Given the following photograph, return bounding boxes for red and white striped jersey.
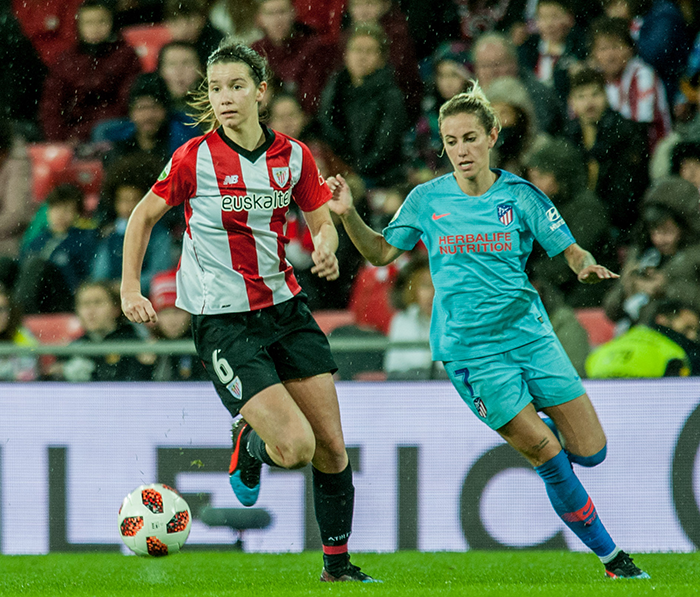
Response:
[151,126,331,314]
[605,57,671,151]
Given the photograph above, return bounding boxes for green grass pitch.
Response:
[3,551,699,597]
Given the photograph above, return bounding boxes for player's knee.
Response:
[275,434,315,469]
[568,443,607,468]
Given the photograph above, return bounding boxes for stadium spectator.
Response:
[251,0,338,115]
[451,0,528,45]
[148,269,208,381]
[602,0,690,101]
[0,282,37,382]
[387,0,461,62]
[120,42,378,582]
[0,6,47,137]
[517,0,588,103]
[53,280,153,382]
[671,141,700,190]
[15,184,99,314]
[587,298,700,377]
[291,0,347,42]
[589,16,672,152]
[407,41,472,179]
[12,0,84,67]
[207,0,262,44]
[0,119,33,260]
[651,73,700,180]
[99,73,200,169]
[92,155,173,295]
[157,41,205,116]
[485,76,548,178]
[267,92,365,310]
[525,137,613,308]
[341,0,423,122]
[163,0,225,67]
[472,32,567,136]
[318,23,408,187]
[603,177,700,328]
[383,252,447,380]
[327,81,650,580]
[39,0,142,144]
[563,68,649,241]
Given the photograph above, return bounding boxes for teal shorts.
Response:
[444,333,586,430]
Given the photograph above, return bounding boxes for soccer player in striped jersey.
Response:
[327,80,650,580]
[120,41,377,583]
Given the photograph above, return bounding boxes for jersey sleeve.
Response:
[151,139,198,206]
[516,182,575,257]
[292,142,332,212]
[382,187,423,250]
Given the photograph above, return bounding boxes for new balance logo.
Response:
[223,175,239,185]
[432,212,450,220]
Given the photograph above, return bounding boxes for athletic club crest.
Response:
[474,396,487,418]
[272,167,290,188]
[226,376,242,401]
[497,204,513,226]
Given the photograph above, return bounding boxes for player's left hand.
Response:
[311,248,339,281]
[578,264,619,284]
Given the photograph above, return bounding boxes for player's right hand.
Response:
[326,174,353,217]
[121,291,158,324]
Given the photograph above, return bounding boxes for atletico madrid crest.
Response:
[474,396,487,418]
[497,204,513,226]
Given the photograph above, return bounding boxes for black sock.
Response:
[313,463,354,573]
[246,429,277,467]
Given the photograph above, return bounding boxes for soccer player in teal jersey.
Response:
[327,80,650,580]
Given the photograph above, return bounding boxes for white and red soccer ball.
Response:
[118,483,191,556]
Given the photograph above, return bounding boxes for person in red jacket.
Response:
[39,0,142,144]
[252,0,339,114]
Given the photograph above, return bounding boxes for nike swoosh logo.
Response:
[432,212,450,220]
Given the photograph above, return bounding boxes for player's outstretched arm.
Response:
[121,190,172,323]
[563,243,620,284]
[326,174,403,266]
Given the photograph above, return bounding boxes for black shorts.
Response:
[191,296,337,417]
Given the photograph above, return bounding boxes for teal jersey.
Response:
[383,169,576,361]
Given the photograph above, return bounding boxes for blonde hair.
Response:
[438,79,502,135]
[188,40,269,133]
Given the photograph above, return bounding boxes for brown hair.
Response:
[188,41,269,133]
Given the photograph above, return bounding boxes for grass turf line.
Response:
[2,551,699,597]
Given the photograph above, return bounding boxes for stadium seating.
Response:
[69,159,104,214]
[347,263,398,335]
[23,313,83,345]
[27,143,74,202]
[121,24,172,72]
[311,309,356,335]
[574,307,616,347]
[23,313,84,376]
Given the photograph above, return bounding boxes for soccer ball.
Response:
[118,483,191,556]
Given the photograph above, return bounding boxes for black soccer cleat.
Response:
[604,550,651,579]
[228,419,262,507]
[320,556,381,583]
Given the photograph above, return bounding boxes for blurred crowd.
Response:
[1,0,700,382]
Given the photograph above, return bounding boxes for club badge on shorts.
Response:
[227,376,242,401]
